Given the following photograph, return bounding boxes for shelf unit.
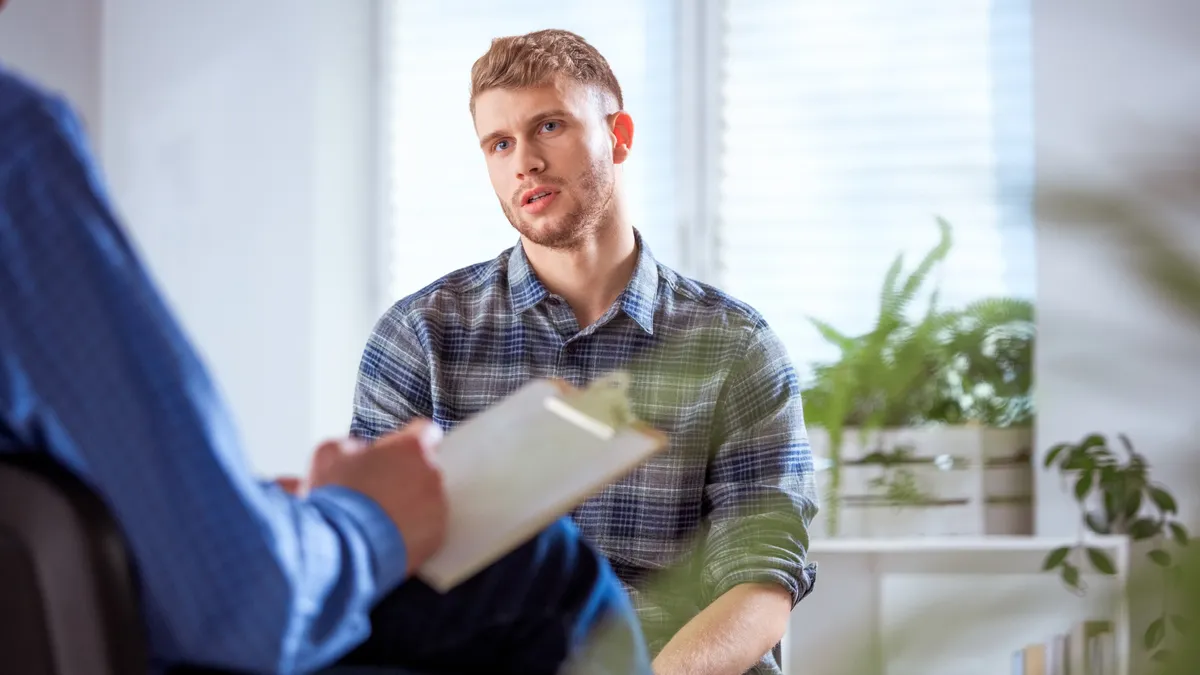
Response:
[782,535,1130,675]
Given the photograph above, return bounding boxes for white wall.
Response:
[1035,0,1200,534]
[0,0,103,137]
[100,0,382,476]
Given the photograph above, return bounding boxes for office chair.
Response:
[0,452,150,675]
[0,453,399,675]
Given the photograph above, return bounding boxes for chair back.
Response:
[0,452,149,675]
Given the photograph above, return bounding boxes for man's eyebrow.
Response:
[478,109,573,150]
[529,108,571,124]
[478,129,507,150]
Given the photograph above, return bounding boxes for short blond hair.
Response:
[469,29,624,117]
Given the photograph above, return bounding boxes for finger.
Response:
[275,476,303,495]
[408,418,444,453]
[308,439,346,486]
[375,420,443,454]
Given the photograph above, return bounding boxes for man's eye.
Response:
[540,121,559,133]
[493,139,510,152]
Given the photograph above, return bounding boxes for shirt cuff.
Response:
[713,561,819,609]
[307,485,408,597]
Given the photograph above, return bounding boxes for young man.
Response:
[351,30,818,675]
[0,55,650,675]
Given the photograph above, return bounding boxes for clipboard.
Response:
[417,372,668,592]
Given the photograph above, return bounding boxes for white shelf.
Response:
[811,535,1128,554]
[807,535,1130,578]
[784,536,1131,675]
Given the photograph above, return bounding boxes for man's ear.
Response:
[609,111,635,164]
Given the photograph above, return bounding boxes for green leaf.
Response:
[1074,471,1094,500]
[1123,489,1144,519]
[1101,489,1117,522]
[1043,443,1069,468]
[1063,449,1095,471]
[1145,618,1166,649]
[1149,549,1173,567]
[1080,433,1106,451]
[1117,433,1134,453]
[1170,614,1190,633]
[809,318,857,352]
[1130,517,1161,540]
[1169,522,1189,546]
[1060,563,1081,589]
[1086,547,1117,575]
[1149,486,1178,514]
[1043,546,1071,570]
[1151,649,1172,664]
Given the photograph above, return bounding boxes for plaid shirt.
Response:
[351,233,818,673]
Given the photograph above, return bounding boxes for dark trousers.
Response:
[323,517,651,675]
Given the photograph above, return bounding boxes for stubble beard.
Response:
[500,156,616,251]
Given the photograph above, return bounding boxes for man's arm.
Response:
[350,308,434,441]
[651,583,792,675]
[0,88,406,673]
[654,320,819,675]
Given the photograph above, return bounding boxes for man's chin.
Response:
[515,220,582,250]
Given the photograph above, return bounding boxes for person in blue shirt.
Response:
[0,61,651,675]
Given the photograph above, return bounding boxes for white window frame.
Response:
[672,0,725,285]
[371,0,400,317]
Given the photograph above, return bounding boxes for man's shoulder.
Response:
[375,249,513,329]
[0,66,72,129]
[655,262,768,334]
[0,66,43,117]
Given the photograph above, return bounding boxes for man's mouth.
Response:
[524,189,554,205]
[520,187,560,214]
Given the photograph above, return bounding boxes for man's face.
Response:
[473,78,631,250]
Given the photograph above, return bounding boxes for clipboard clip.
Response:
[543,372,638,440]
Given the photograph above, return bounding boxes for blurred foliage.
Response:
[861,445,936,507]
[1043,432,1191,666]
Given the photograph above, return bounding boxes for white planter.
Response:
[807,426,1034,539]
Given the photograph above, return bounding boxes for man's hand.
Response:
[274,476,304,495]
[307,420,449,577]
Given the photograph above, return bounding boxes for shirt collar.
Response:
[619,231,660,335]
[507,243,549,314]
[506,229,661,335]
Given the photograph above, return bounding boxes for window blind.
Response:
[715,0,1034,378]
[381,0,680,302]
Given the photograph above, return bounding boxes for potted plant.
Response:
[803,218,1036,537]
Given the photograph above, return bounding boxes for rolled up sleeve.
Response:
[350,309,434,441]
[701,320,819,607]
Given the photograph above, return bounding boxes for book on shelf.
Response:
[1011,619,1115,675]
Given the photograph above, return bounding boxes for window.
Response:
[380,0,1034,379]
[714,0,1034,372]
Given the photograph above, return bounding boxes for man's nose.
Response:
[515,147,545,180]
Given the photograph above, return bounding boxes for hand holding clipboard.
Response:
[418,372,667,592]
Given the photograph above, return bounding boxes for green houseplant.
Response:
[1042,432,1191,667]
[802,218,1036,534]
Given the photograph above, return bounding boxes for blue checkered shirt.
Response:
[351,234,819,673]
[0,68,406,674]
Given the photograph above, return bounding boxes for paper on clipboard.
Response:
[417,372,667,592]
